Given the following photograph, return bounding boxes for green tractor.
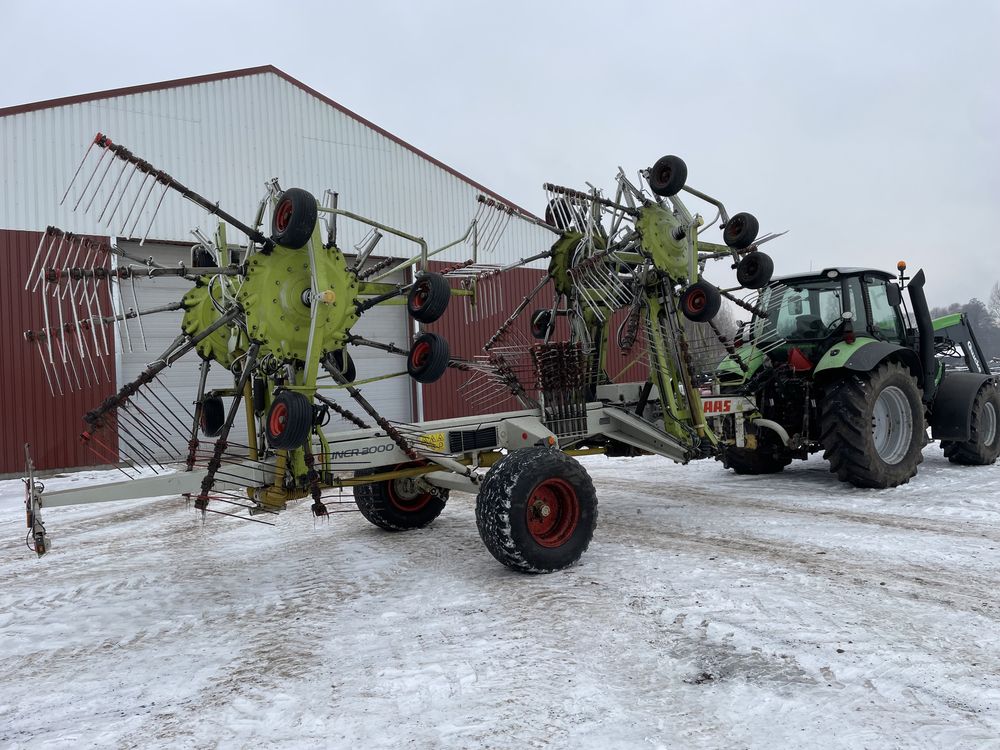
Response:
[708,263,1000,488]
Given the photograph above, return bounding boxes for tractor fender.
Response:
[929,372,994,441]
[813,339,921,383]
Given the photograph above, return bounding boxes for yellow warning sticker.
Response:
[418,432,446,452]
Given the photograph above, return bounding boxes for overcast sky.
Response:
[2,0,997,308]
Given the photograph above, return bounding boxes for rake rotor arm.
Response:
[90,134,272,248]
[81,306,240,431]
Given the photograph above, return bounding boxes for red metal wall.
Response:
[0,230,116,473]
[422,262,650,421]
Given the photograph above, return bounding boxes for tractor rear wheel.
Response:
[719,446,791,475]
[941,382,1000,465]
[476,447,597,573]
[353,464,448,531]
[820,361,925,488]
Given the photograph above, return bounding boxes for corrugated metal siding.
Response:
[0,230,116,473]
[0,72,552,269]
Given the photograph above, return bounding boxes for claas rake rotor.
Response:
[23,132,502,552]
[459,155,786,453]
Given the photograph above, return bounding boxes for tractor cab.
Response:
[760,268,907,362]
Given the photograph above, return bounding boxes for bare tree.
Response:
[989,281,1000,325]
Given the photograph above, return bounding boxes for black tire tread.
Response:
[407,272,451,324]
[941,383,1000,465]
[819,361,925,488]
[475,447,597,573]
[719,447,791,475]
[353,468,448,531]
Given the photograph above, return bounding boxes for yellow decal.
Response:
[418,432,446,452]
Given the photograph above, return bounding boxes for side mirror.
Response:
[886,283,902,307]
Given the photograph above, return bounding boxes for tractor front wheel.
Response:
[476,447,597,573]
[941,382,1000,465]
[820,361,925,488]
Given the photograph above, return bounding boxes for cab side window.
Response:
[866,278,906,343]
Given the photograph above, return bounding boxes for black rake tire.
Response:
[407,272,451,324]
[718,446,791,475]
[736,251,774,289]
[820,361,925,488]
[941,382,1000,465]
[326,348,357,384]
[545,198,576,230]
[530,309,553,339]
[271,188,318,249]
[200,395,225,438]
[407,332,450,383]
[679,280,722,323]
[353,465,448,531]
[648,155,688,197]
[265,390,313,450]
[723,212,760,250]
[475,447,598,573]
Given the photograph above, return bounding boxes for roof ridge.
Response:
[0,65,537,218]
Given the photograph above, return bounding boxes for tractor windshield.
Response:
[755,276,865,342]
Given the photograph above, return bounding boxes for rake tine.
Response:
[83,147,117,214]
[58,235,86,300]
[91,263,112,357]
[72,147,110,211]
[140,179,170,246]
[34,344,57,397]
[97,159,131,222]
[26,230,54,291]
[109,272,130,354]
[79,319,100,386]
[106,161,141,227]
[32,233,63,293]
[40,288,63,397]
[60,138,100,205]
[128,173,160,238]
[130,274,147,350]
[53,291,80,391]
[120,172,151,236]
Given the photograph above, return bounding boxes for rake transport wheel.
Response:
[353,464,448,530]
[941,381,1000,465]
[476,447,598,573]
[648,155,688,197]
[407,332,449,383]
[820,361,925,488]
[407,272,451,324]
[679,280,722,323]
[271,188,318,249]
[265,390,313,449]
[736,251,774,289]
[723,212,760,250]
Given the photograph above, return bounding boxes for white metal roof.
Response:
[0,66,551,267]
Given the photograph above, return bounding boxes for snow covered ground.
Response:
[1,451,999,749]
